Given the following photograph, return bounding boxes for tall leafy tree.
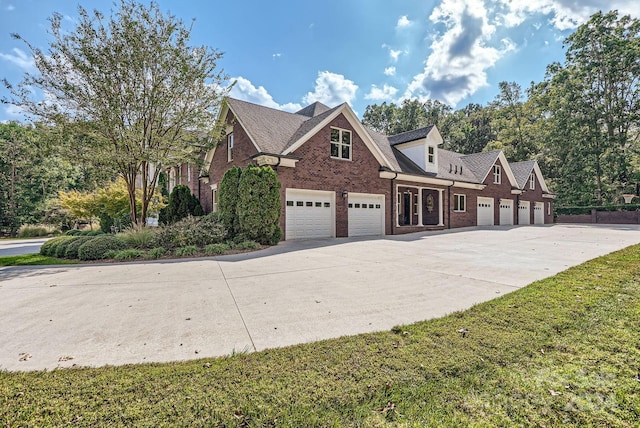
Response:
[3,0,230,225]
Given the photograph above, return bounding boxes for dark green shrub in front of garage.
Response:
[237,164,282,245]
[77,235,127,260]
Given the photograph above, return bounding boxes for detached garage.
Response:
[285,189,335,240]
[477,197,495,226]
[348,193,385,237]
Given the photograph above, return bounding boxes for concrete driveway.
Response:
[2,224,640,371]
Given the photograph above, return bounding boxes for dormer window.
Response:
[428,146,435,164]
[493,165,501,184]
[330,128,351,160]
[529,173,535,190]
[227,133,234,162]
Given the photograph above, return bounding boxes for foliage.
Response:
[64,236,95,259]
[204,243,231,255]
[54,236,80,258]
[235,240,260,250]
[218,166,242,237]
[3,0,230,226]
[117,227,157,249]
[111,249,146,261]
[2,244,640,425]
[147,247,167,259]
[237,165,282,245]
[77,235,127,260]
[174,246,199,257]
[17,224,57,238]
[161,185,203,224]
[39,236,74,257]
[152,214,226,249]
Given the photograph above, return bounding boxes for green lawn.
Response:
[2,245,639,426]
[0,254,75,266]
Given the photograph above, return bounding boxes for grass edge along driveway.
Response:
[2,244,639,426]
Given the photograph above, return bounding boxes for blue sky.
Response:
[1,0,639,122]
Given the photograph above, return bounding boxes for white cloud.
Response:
[404,0,514,106]
[272,53,282,59]
[229,77,301,112]
[3,104,24,119]
[382,44,406,63]
[6,4,15,11]
[0,48,35,72]
[384,66,396,76]
[397,15,411,28]
[365,84,398,101]
[303,71,358,107]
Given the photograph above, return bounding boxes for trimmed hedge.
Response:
[218,166,242,237]
[64,236,96,259]
[40,236,75,257]
[236,164,282,245]
[77,235,127,260]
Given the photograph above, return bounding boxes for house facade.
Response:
[178,98,555,240]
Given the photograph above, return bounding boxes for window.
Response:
[454,194,466,212]
[330,128,351,160]
[227,133,234,162]
[529,173,535,190]
[493,165,501,184]
[428,146,435,164]
[547,202,551,215]
[187,163,191,182]
[211,184,218,212]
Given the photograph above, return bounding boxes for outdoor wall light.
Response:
[342,190,348,198]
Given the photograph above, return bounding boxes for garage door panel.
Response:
[518,201,530,225]
[534,202,544,225]
[499,199,513,226]
[285,189,334,240]
[348,193,385,237]
[477,197,494,226]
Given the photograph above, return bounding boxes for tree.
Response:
[538,11,640,205]
[3,0,230,226]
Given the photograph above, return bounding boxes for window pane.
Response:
[331,143,339,158]
[341,145,351,159]
[342,130,351,145]
[286,201,293,206]
[331,128,340,142]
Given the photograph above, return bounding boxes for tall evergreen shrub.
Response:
[163,185,203,224]
[237,165,282,245]
[218,166,242,236]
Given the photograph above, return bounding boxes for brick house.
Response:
[174,98,555,240]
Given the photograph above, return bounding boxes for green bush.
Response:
[147,247,166,259]
[152,214,227,249]
[111,249,146,260]
[235,240,260,250]
[40,236,73,257]
[64,236,95,259]
[118,227,156,249]
[64,229,82,236]
[160,185,203,224]
[204,243,231,255]
[54,236,80,258]
[77,235,127,260]
[174,245,199,257]
[218,166,242,236]
[237,164,282,245]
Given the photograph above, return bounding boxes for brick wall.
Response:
[558,210,640,224]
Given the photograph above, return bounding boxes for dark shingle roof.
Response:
[510,160,536,189]
[365,127,402,171]
[283,104,343,151]
[295,102,331,117]
[437,149,480,183]
[388,126,434,146]
[459,151,501,183]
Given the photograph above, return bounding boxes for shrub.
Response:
[235,240,260,250]
[118,227,156,249]
[64,236,95,259]
[64,229,82,236]
[18,224,56,238]
[237,164,282,245]
[54,237,80,258]
[152,214,227,249]
[218,166,242,236]
[111,249,146,260]
[174,245,199,257]
[204,243,231,255]
[160,185,203,224]
[147,247,167,259]
[77,235,127,260]
[40,236,73,257]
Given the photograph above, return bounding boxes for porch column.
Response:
[418,188,423,226]
[438,189,444,226]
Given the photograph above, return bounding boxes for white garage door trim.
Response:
[518,200,531,225]
[285,189,335,240]
[477,196,494,226]
[499,198,514,226]
[534,201,545,225]
[348,193,385,237]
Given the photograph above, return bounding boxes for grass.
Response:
[0,254,75,266]
[2,245,640,426]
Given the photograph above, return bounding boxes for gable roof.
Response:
[510,160,536,189]
[388,126,435,146]
[295,102,331,117]
[436,149,481,183]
